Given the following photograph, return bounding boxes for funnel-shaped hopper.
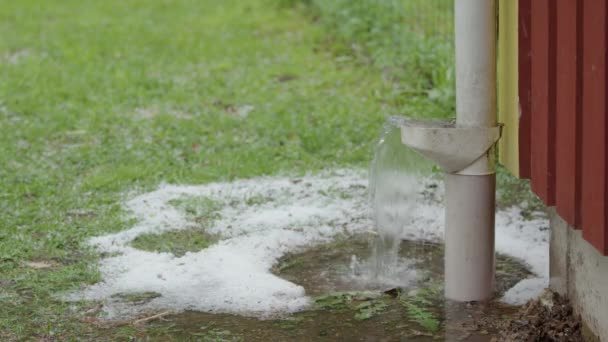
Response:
[399,118,502,174]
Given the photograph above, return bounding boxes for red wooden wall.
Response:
[519,0,608,255]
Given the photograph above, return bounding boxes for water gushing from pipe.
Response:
[363,116,435,287]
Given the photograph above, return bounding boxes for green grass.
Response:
[130,229,216,257]
[0,0,418,339]
[285,0,456,120]
[168,195,223,223]
[130,195,221,255]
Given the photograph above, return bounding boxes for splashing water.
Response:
[350,115,436,288]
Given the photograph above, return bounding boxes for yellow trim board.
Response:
[497,0,520,177]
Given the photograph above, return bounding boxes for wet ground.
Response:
[137,236,533,341]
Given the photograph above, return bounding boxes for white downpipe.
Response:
[454,0,497,129]
[445,0,497,301]
[398,0,499,301]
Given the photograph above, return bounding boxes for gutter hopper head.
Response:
[399,117,502,174]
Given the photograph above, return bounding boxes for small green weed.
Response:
[354,300,389,321]
[402,301,440,333]
[314,292,356,311]
[399,281,443,333]
[314,291,389,320]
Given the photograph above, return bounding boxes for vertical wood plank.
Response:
[518,0,532,179]
[555,0,581,226]
[575,0,584,228]
[530,0,557,205]
[581,0,608,253]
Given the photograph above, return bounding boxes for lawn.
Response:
[0,0,501,340]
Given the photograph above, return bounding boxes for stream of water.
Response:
[349,115,437,288]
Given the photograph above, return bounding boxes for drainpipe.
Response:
[446,0,497,301]
[400,0,499,302]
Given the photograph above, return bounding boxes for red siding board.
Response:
[555,0,581,227]
[581,0,608,254]
[519,0,532,179]
[575,0,584,228]
[519,0,608,254]
[530,0,557,205]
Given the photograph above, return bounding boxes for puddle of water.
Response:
[278,236,530,297]
[151,236,529,341]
